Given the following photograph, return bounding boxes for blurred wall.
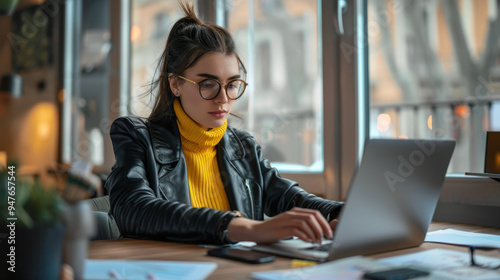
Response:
[0,0,61,181]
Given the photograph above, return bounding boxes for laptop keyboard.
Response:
[304,240,334,252]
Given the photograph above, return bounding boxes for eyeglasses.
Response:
[469,247,500,269]
[177,75,248,100]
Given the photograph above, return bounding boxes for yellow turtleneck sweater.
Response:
[173,100,231,211]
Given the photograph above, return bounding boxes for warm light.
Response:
[38,122,50,139]
[30,104,55,140]
[0,151,6,168]
[496,152,500,169]
[455,105,470,117]
[398,135,409,139]
[427,115,433,130]
[377,113,391,133]
[11,103,58,175]
[24,103,57,153]
[131,25,141,42]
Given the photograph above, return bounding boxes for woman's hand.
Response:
[227,207,335,244]
[330,219,339,231]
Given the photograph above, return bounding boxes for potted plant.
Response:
[0,164,66,280]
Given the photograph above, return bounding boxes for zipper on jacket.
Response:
[244,179,255,219]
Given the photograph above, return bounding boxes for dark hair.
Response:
[148,1,246,122]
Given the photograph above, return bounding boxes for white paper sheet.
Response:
[84,259,217,280]
[425,229,500,248]
[250,256,391,280]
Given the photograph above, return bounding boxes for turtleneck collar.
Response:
[173,99,227,153]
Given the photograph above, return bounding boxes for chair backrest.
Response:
[88,195,111,212]
[86,196,121,240]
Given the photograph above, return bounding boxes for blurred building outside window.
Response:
[368,0,500,173]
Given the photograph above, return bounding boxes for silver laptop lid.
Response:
[328,139,455,261]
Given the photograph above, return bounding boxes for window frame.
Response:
[106,0,131,172]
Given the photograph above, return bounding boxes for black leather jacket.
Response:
[105,116,343,244]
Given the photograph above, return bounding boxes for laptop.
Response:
[251,138,456,262]
[465,131,500,179]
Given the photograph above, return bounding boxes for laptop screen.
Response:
[485,131,500,174]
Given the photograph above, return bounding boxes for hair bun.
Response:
[168,2,204,38]
[180,2,203,24]
[174,17,201,31]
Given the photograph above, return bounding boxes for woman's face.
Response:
[170,52,241,131]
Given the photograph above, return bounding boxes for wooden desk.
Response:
[87,222,500,280]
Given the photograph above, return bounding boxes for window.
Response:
[361,0,500,226]
[62,0,112,167]
[129,1,192,117]
[227,0,323,172]
[367,0,500,173]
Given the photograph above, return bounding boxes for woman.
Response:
[105,2,343,245]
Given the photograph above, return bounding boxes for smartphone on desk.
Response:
[363,268,430,280]
[207,248,276,264]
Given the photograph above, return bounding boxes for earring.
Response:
[174,92,179,96]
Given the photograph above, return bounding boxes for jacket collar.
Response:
[148,118,245,164]
[219,126,246,160]
[148,118,182,164]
